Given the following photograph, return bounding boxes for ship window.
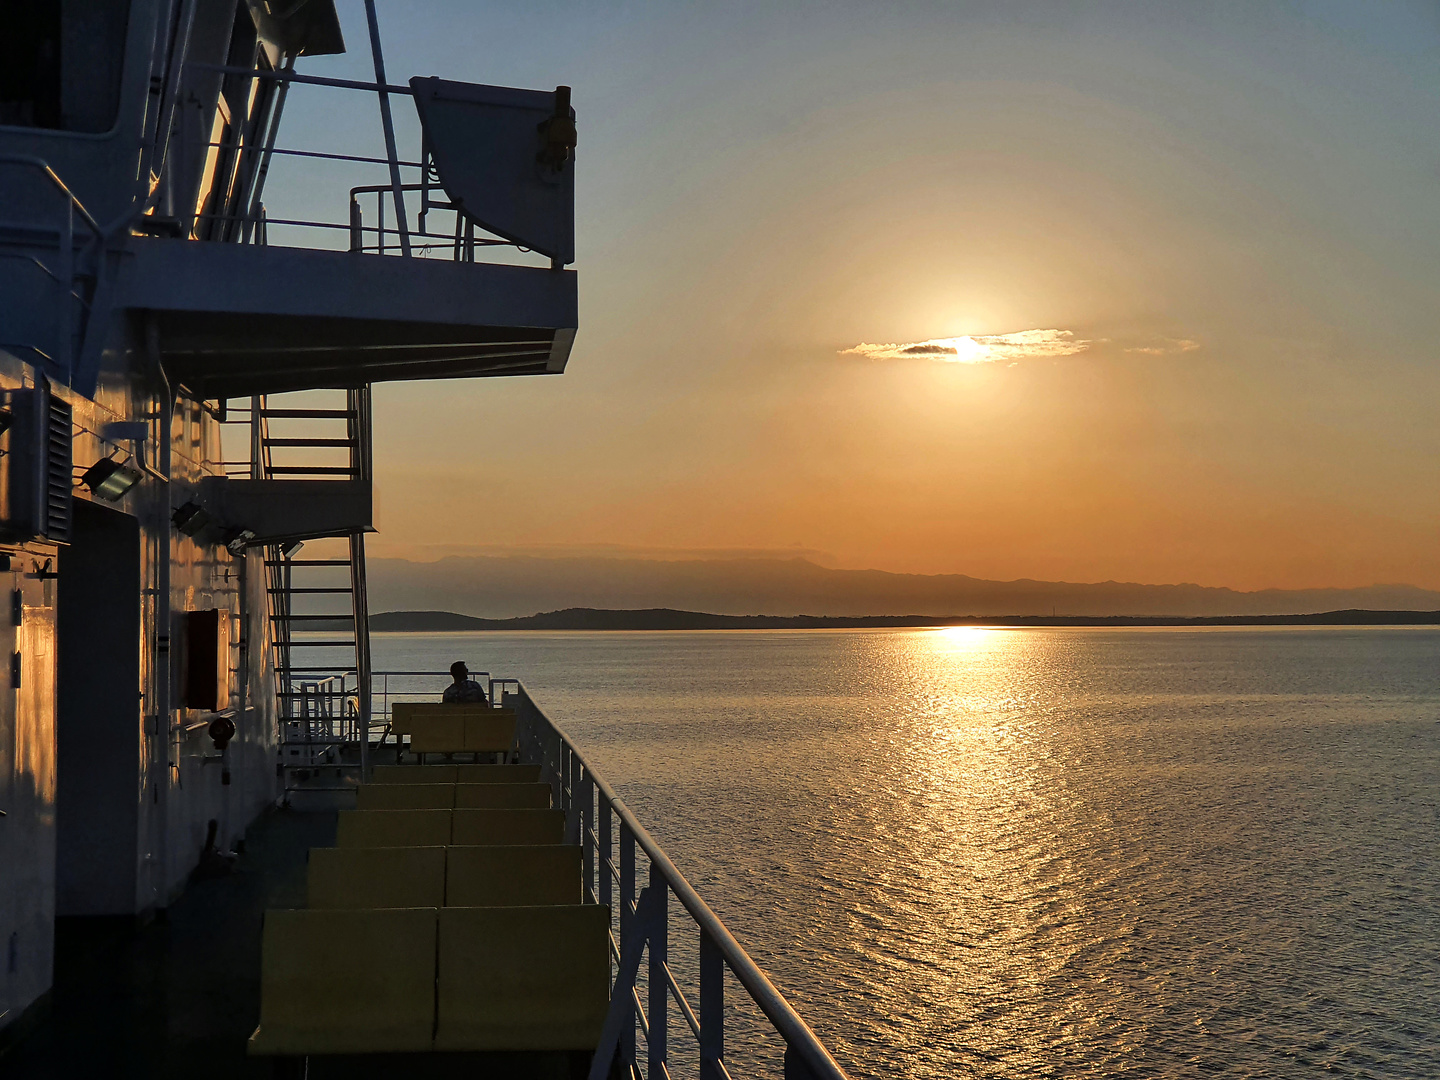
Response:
[0,0,131,133]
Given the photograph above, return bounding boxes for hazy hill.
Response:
[364,607,1440,631]
[364,555,1440,620]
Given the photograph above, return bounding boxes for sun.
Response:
[926,336,992,363]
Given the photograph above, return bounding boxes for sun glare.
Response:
[842,329,1089,364]
[930,337,993,363]
[930,625,1004,647]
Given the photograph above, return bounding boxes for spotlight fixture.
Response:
[172,501,212,537]
[281,540,305,559]
[223,528,256,555]
[81,457,143,502]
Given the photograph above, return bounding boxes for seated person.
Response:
[442,660,488,704]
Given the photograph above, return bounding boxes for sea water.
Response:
[357,627,1440,1078]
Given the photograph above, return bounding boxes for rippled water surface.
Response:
[368,627,1440,1078]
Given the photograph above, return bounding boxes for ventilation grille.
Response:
[1,383,74,544]
[44,393,72,544]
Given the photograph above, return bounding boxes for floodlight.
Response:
[224,528,257,555]
[81,457,143,502]
[172,501,212,536]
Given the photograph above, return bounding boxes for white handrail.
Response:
[511,682,851,1080]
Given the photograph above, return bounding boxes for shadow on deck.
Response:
[3,804,606,1080]
[2,807,335,1079]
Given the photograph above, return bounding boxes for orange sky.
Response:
[275,3,1440,591]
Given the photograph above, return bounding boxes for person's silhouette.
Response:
[443,660,488,704]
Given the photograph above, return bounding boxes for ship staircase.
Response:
[222,389,373,794]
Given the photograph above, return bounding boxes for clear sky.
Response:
[266,1,1440,591]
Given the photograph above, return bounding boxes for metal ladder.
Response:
[245,388,374,788]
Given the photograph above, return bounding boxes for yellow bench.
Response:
[454,782,551,809]
[371,763,461,783]
[384,704,517,763]
[250,905,609,1056]
[445,845,582,907]
[435,905,611,1051]
[409,715,516,755]
[453,808,565,846]
[355,783,456,811]
[306,846,447,909]
[369,763,542,785]
[456,763,541,784]
[336,809,453,848]
[336,808,566,848]
[248,907,438,1054]
[390,702,503,734]
[354,783,552,812]
[304,845,581,909]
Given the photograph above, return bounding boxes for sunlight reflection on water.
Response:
[360,627,1440,1079]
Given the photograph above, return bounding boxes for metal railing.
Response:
[0,154,106,381]
[274,668,502,762]
[179,24,529,265]
[277,672,358,765]
[372,669,492,721]
[316,667,847,1075]
[505,683,850,1080]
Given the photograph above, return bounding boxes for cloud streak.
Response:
[1126,337,1201,355]
[843,329,1089,364]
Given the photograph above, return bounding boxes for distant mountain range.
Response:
[363,554,1440,620]
[352,607,1440,632]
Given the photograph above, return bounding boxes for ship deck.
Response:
[3,806,332,1078]
[0,804,597,1079]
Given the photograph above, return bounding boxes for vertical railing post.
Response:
[348,386,372,780]
[619,821,637,1072]
[648,863,668,1079]
[581,768,596,902]
[784,1044,822,1080]
[566,749,581,845]
[363,0,411,257]
[700,929,724,1080]
[599,799,612,910]
[558,744,568,810]
[240,57,292,245]
[58,196,73,379]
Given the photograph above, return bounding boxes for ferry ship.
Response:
[0,3,847,1077]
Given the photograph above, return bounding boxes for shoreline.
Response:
[335,607,1440,633]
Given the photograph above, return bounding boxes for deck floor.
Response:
[2,807,334,1079]
[2,803,606,1080]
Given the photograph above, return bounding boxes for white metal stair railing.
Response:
[498,681,851,1080]
[266,388,372,787]
[218,389,374,789]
